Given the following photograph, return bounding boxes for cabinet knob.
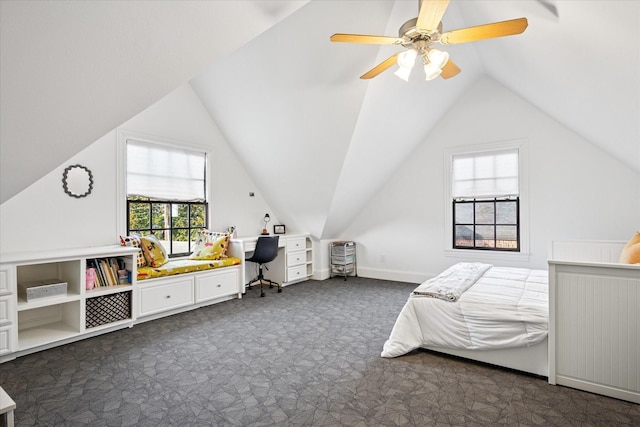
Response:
[165,295,171,299]
[217,284,221,287]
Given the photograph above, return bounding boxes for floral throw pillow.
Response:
[139,234,169,268]
[119,235,147,268]
[189,230,230,260]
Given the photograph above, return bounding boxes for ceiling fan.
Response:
[330,0,528,81]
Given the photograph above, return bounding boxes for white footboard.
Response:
[548,240,640,404]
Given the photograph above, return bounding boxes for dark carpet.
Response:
[0,277,638,426]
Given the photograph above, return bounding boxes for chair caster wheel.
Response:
[261,293,265,297]
[277,288,282,293]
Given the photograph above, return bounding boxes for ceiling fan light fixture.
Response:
[427,48,449,69]
[423,63,442,80]
[394,49,417,81]
[397,49,417,67]
[394,66,412,81]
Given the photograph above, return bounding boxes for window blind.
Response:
[452,149,518,198]
[127,140,206,201]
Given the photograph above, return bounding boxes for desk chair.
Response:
[246,236,280,297]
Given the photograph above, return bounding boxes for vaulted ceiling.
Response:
[2,1,638,239]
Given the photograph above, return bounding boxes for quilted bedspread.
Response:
[381,263,548,358]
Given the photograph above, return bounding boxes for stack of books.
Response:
[87,258,130,288]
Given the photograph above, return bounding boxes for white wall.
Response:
[0,84,276,254]
[341,76,640,283]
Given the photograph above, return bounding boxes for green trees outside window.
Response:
[127,197,207,257]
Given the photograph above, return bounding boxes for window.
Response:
[453,198,519,250]
[446,144,527,255]
[126,140,208,257]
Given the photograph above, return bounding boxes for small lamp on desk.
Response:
[261,213,271,235]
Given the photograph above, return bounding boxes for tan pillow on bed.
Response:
[618,232,640,264]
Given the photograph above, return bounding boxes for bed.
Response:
[382,262,549,377]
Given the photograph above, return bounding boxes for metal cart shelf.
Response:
[330,241,357,280]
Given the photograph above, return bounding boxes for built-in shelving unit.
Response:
[0,246,138,358]
[1,243,248,362]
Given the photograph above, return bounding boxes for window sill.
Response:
[444,249,530,263]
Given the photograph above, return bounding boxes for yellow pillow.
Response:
[618,232,640,264]
[189,230,230,260]
[140,234,169,268]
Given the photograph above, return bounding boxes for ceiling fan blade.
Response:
[440,59,461,79]
[360,53,400,79]
[416,0,451,31]
[330,33,403,45]
[440,17,528,44]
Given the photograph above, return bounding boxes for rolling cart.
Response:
[330,241,357,280]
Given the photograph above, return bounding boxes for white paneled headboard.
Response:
[548,240,625,263]
[548,239,640,403]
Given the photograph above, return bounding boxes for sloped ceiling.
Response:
[192,0,639,239]
[462,0,639,174]
[0,0,309,203]
[2,1,638,239]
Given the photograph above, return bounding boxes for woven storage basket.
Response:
[86,291,131,328]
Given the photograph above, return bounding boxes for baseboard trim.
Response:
[316,266,427,284]
[355,267,425,284]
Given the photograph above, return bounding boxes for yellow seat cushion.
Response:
[618,232,640,264]
[137,257,241,280]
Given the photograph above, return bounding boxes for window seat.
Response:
[125,235,245,323]
[137,257,241,281]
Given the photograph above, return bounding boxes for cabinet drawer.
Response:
[0,327,13,355]
[139,278,194,316]
[287,237,306,252]
[331,264,355,274]
[287,265,308,282]
[331,254,355,264]
[0,298,11,327]
[287,251,306,267]
[0,269,10,294]
[195,269,239,303]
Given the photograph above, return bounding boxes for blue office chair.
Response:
[246,236,280,297]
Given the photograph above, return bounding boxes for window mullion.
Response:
[493,199,497,249]
[472,198,477,248]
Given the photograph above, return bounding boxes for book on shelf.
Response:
[88,257,130,288]
[117,269,128,284]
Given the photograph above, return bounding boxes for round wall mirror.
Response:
[62,164,93,198]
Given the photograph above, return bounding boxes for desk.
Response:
[0,386,15,427]
[228,234,313,289]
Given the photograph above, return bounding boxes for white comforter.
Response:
[382,263,548,358]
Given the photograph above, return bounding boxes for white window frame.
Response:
[443,139,530,262]
[116,129,213,238]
